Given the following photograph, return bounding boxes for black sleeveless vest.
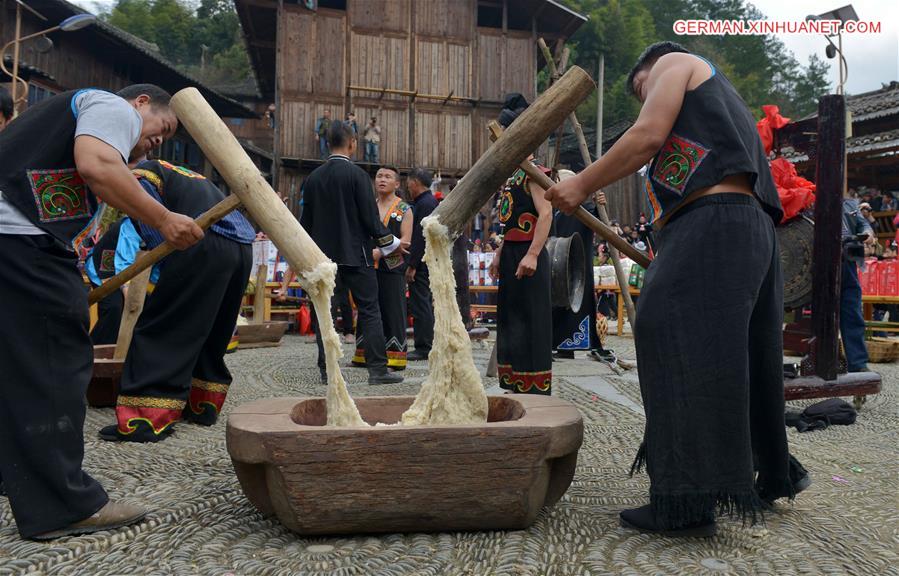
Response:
[132,159,225,217]
[498,167,541,242]
[646,65,783,224]
[378,197,409,274]
[0,90,103,249]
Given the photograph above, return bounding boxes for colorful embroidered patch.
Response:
[99,249,116,273]
[651,133,709,195]
[558,316,591,350]
[132,168,163,192]
[28,168,92,223]
[497,365,552,395]
[512,169,526,186]
[158,160,205,180]
[498,189,514,223]
[503,212,537,242]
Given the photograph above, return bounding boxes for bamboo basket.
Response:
[866,337,899,363]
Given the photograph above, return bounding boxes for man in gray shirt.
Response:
[0,84,203,541]
[841,197,877,372]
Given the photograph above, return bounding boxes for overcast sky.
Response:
[747,0,898,94]
[72,0,897,95]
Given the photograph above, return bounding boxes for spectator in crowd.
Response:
[345,112,359,158]
[859,202,880,232]
[635,213,654,251]
[363,116,381,163]
[264,103,276,129]
[0,86,13,131]
[345,111,358,136]
[405,168,438,361]
[314,109,332,160]
[880,193,896,211]
[842,196,877,372]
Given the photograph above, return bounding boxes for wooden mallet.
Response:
[431,66,596,237]
[487,121,652,269]
[88,194,242,305]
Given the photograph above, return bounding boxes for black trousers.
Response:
[633,195,794,527]
[497,242,553,394]
[0,234,108,538]
[116,234,252,433]
[333,276,355,336]
[408,263,434,351]
[352,270,407,369]
[315,264,388,373]
[89,287,124,345]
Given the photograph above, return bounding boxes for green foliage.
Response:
[101,0,251,85]
[557,0,832,142]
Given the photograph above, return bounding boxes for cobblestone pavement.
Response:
[1,333,897,576]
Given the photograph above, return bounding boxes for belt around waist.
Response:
[666,192,761,225]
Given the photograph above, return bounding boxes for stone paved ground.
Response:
[1,332,897,576]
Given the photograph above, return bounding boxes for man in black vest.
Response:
[300,121,405,385]
[97,159,255,443]
[546,43,807,537]
[405,168,438,360]
[0,85,202,540]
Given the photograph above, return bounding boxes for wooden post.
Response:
[812,95,846,381]
[595,53,604,159]
[113,260,152,360]
[488,122,651,269]
[432,66,595,237]
[253,264,268,324]
[88,194,242,305]
[169,88,331,284]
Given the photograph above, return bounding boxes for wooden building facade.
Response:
[235,0,587,207]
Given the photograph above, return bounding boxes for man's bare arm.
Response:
[545,53,697,213]
[74,136,204,249]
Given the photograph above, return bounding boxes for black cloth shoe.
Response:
[848,364,870,373]
[590,349,617,363]
[369,371,403,385]
[553,350,575,360]
[182,404,218,427]
[619,504,717,538]
[407,349,430,361]
[98,421,173,443]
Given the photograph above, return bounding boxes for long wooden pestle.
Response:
[431,66,596,237]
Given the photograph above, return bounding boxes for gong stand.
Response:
[776,95,881,405]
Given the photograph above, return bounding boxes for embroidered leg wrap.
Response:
[116,396,185,435]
